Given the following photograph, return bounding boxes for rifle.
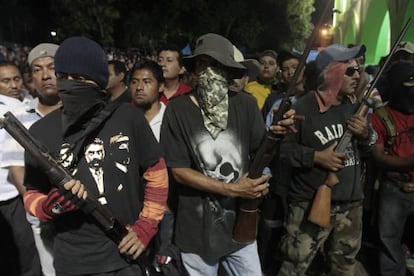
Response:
[0,111,129,250]
[307,16,413,228]
[232,0,333,243]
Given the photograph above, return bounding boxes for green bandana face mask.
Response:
[196,67,229,139]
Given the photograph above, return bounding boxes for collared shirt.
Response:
[1,97,42,169]
[0,94,24,201]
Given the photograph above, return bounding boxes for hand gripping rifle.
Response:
[232,1,333,243]
[307,16,413,228]
[0,111,129,248]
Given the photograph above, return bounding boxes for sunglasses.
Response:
[345,66,361,77]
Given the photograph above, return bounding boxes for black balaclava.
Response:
[388,62,414,114]
[54,36,109,138]
[58,79,107,137]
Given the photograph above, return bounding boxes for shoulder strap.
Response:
[375,105,397,148]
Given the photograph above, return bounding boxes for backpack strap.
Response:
[374,105,397,148]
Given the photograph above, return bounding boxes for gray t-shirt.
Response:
[281,92,364,202]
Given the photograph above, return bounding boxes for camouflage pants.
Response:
[277,201,362,276]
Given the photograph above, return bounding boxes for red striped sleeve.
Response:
[132,157,168,247]
[23,189,55,221]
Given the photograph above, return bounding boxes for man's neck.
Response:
[163,78,180,99]
[109,83,127,101]
[144,102,162,123]
[38,96,62,116]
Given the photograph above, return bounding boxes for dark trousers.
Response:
[378,180,414,276]
[0,196,42,276]
[56,264,143,276]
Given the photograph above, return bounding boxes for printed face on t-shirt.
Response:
[85,139,105,169]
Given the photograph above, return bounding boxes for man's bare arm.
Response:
[171,167,269,199]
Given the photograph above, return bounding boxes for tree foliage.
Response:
[2,0,316,55]
[285,0,315,51]
[51,0,120,45]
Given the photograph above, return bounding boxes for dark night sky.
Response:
[0,0,54,45]
[0,0,331,47]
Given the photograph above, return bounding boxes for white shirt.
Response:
[0,94,24,201]
[149,102,166,142]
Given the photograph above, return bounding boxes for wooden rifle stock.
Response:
[232,135,280,242]
[232,1,334,243]
[308,16,413,228]
[308,172,338,227]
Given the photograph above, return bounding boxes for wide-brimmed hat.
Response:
[183,33,246,78]
[315,44,366,70]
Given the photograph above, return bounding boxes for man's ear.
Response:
[179,66,186,75]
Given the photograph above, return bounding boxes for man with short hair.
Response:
[161,33,295,276]
[130,59,165,141]
[107,60,131,103]
[22,36,168,275]
[262,50,304,120]
[277,44,375,275]
[1,42,61,276]
[130,59,182,274]
[245,49,279,110]
[0,61,25,101]
[157,45,192,104]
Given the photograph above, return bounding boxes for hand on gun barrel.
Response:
[64,179,88,200]
[269,109,304,135]
[315,142,346,172]
[230,173,270,199]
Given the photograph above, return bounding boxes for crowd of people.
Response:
[0,33,414,276]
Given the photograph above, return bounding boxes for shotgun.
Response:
[307,16,413,228]
[0,112,130,249]
[232,0,333,243]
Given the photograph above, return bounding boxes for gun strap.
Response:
[374,105,396,148]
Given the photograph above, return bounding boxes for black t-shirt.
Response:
[281,92,364,202]
[113,88,132,104]
[161,91,265,259]
[25,103,162,274]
